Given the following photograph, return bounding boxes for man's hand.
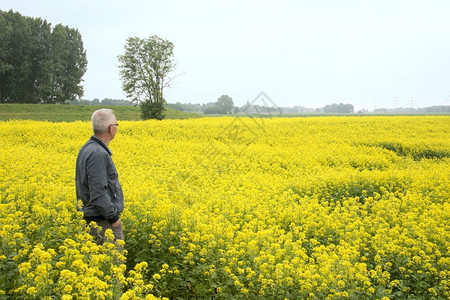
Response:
[112,219,121,228]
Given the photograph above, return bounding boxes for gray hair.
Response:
[91,109,115,134]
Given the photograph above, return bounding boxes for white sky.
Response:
[2,0,450,110]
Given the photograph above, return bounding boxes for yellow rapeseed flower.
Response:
[1,117,448,299]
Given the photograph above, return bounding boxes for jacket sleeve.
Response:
[86,150,120,223]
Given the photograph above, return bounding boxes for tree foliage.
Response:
[216,95,234,114]
[118,36,176,120]
[203,95,234,114]
[323,103,354,114]
[0,10,87,103]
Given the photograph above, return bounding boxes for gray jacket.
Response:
[76,136,124,223]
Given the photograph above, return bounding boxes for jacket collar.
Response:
[90,136,112,156]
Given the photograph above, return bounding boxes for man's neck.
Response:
[94,134,111,146]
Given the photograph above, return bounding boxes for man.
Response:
[76,108,124,244]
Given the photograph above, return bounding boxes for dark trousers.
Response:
[88,219,124,245]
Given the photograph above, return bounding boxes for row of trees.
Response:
[66,98,133,106]
[168,101,353,115]
[0,10,87,103]
[373,105,450,114]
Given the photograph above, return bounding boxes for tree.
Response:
[203,105,226,114]
[0,10,32,102]
[216,95,234,114]
[28,17,52,103]
[323,103,354,114]
[0,9,87,103]
[118,36,176,120]
[203,95,234,115]
[46,24,87,103]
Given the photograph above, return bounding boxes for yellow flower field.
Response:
[0,116,449,299]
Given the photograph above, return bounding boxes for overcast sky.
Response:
[2,0,450,110]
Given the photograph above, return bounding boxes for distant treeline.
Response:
[67,98,134,106]
[69,99,449,115]
[167,102,450,114]
[0,10,87,104]
[372,106,450,114]
[167,102,355,114]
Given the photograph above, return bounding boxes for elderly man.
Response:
[76,108,124,244]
